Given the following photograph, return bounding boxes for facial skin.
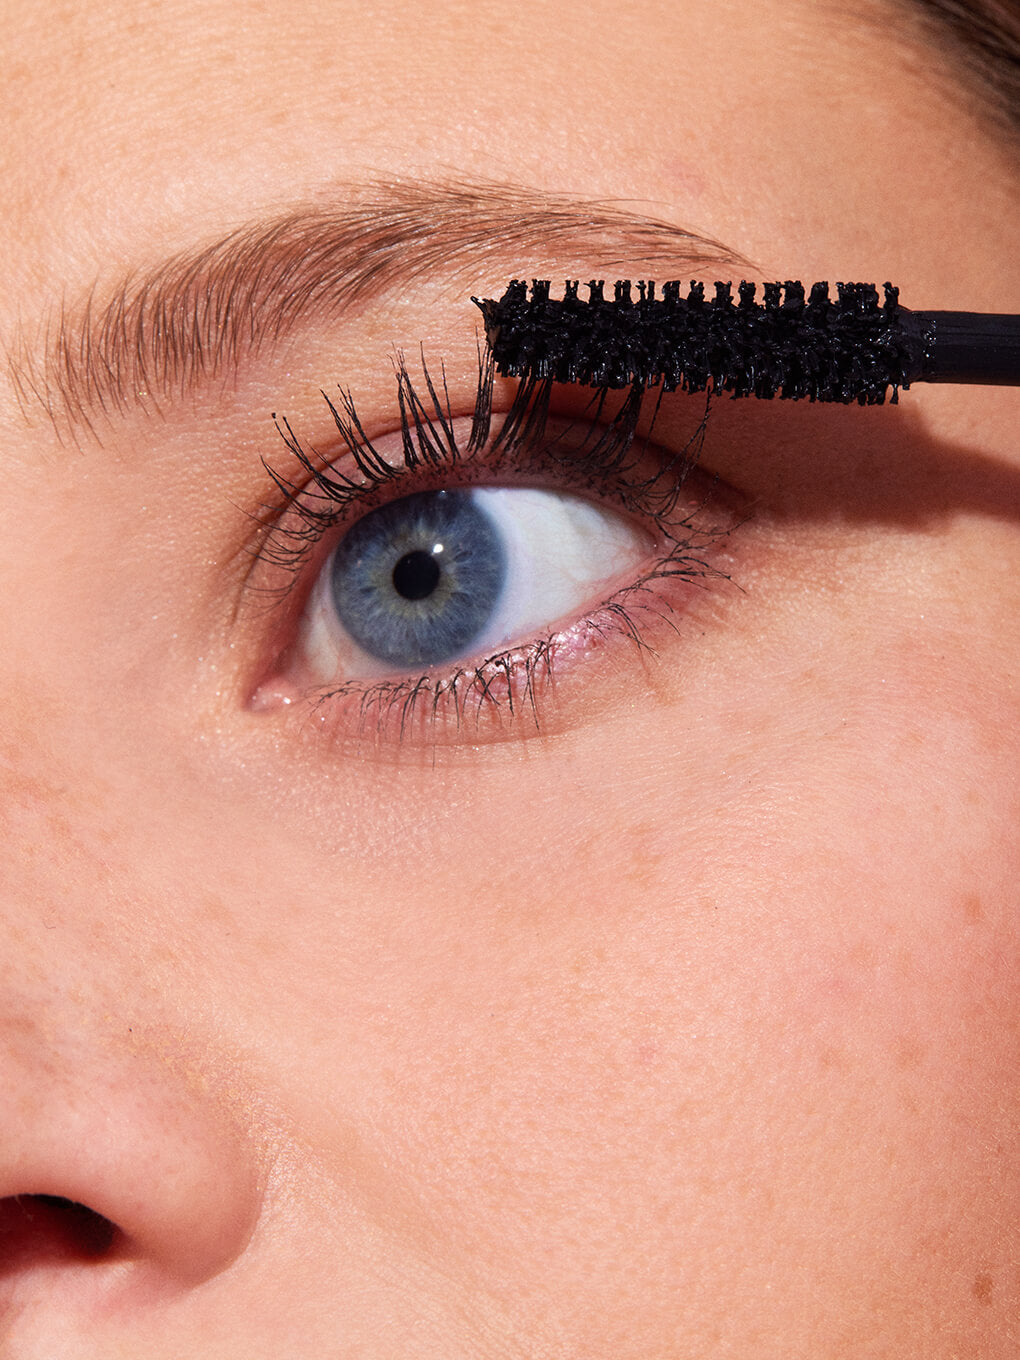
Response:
[1,0,1018,1354]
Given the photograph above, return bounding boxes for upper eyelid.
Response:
[251,353,707,574]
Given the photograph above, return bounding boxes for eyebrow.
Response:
[4,179,746,443]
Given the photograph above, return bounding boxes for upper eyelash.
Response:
[252,345,714,590]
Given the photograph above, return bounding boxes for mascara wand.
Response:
[474,279,1020,404]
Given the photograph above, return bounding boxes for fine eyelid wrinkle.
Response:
[3,178,746,445]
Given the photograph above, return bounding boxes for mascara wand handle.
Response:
[914,310,1020,386]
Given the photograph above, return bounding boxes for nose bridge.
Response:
[0,731,267,1302]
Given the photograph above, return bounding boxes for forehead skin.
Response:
[1,1,1018,1357]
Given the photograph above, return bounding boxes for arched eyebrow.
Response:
[3,179,745,443]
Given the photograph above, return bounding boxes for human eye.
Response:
[300,482,650,677]
[245,352,738,749]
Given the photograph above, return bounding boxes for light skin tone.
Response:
[1,0,1018,1355]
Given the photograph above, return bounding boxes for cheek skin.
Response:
[321,526,1018,1351]
[141,559,1007,1356]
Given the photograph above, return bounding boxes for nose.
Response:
[0,998,264,1303]
[0,716,267,1328]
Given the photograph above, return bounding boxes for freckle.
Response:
[972,1273,994,1304]
[962,893,984,923]
[894,1037,925,1070]
[200,892,235,929]
[848,939,878,970]
[818,1045,847,1072]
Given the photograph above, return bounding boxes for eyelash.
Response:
[247,349,732,746]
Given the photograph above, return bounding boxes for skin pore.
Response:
[1,0,1018,1355]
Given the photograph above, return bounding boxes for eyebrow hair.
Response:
[4,179,745,443]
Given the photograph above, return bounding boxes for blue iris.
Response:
[329,489,507,668]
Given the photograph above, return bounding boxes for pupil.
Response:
[392,549,441,600]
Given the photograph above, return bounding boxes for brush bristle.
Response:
[475,279,923,404]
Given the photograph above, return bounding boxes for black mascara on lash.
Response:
[475,279,1020,404]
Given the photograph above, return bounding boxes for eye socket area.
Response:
[296,483,657,686]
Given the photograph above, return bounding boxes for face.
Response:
[1,0,1018,1354]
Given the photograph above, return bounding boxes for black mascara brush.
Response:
[474,279,1020,405]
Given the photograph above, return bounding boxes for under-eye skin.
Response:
[246,352,738,746]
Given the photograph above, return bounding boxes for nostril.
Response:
[0,1194,119,1275]
[0,1033,266,1287]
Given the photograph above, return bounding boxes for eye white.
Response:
[300,485,653,682]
